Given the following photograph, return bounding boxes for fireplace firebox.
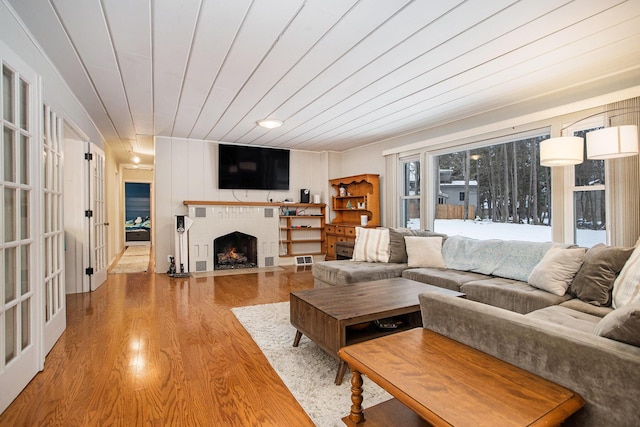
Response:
[214,231,258,270]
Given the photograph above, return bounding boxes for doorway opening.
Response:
[125,182,151,245]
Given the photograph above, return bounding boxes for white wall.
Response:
[153,137,328,272]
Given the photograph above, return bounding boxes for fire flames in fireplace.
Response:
[217,247,248,265]
[214,231,258,270]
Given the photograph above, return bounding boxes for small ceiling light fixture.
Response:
[132,155,140,164]
[257,119,283,129]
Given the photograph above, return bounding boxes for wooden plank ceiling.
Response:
[7,0,640,166]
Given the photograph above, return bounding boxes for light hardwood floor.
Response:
[0,257,316,426]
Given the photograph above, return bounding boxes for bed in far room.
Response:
[125,216,151,242]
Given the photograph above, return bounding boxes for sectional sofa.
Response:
[312,227,640,426]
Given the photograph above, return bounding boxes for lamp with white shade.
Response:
[539,136,584,167]
[540,105,639,167]
[586,125,639,160]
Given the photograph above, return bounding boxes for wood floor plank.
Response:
[0,265,315,426]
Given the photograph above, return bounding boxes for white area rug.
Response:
[109,246,150,274]
[232,302,391,427]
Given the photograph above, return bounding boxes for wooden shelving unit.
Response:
[278,203,326,257]
[326,174,380,260]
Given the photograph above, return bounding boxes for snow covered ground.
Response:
[433,219,606,247]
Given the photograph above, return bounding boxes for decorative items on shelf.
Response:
[346,200,352,209]
[339,184,347,197]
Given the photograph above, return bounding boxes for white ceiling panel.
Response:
[6,0,640,165]
[102,0,153,137]
[189,0,306,139]
[255,0,559,147]
[209,0,359,142]
[171,0,252,137]
[50,0,137,140]
[267,0,640,149]
[153,0,201,136]
[219,0,415,143]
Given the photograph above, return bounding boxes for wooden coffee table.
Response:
[338,328,585,426]
[290,278,464,385]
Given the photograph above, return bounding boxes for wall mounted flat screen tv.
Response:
[218,144,290,190]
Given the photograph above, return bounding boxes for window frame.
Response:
[398,155,421,229]
[562,115,607,246]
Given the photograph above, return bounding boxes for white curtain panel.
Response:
[607,96,640,247]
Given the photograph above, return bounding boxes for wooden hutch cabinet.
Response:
[325,174,380,260]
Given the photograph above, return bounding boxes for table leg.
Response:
[293,331,302,347]
[335,360,348,385]
[347,369,365,425]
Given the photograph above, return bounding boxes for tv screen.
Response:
[218,144,290,190]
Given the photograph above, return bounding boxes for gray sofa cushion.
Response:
[441,236,558,282]
[402,268,489,292]
[594,301,640,346]
[569,244,634,307]
[525,306,601,334]
[312,260,407,287]
[560,299,613,318]
[460,277,573,314]
[388,228,447,263]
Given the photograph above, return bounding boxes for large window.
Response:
[400,157,420,229]
[434,133,552,241]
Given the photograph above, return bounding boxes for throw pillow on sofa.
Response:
[352,227,390,263]
[594,301,640,347]
[388,228,447,263]
[404,236,446,268]
[528,246,586,296]
[612,243,640,308]
[570,244,634,306]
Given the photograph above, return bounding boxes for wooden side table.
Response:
[339,328,584,427]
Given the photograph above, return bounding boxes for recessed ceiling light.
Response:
[132,156,140,164]
[257,119,283,129]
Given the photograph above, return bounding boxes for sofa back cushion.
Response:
[404,236,446,268]
[528,246,586,296]
[388,228,447,263]
[570,244,634,307]
[442,236,558,282]
[352,227,390,263]
[612,244,640,308]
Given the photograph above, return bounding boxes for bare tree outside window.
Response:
[573,127,606,246]
[401,159,421,229]
[435,134,552,237]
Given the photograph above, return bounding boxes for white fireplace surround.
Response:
[186,204,280,272]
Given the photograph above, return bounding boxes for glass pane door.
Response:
[43,105,65,354]
[0,52,40,414]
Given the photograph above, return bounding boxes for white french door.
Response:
[84,142,107,291]
[42,105,65,354]
[0,42,42,414]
